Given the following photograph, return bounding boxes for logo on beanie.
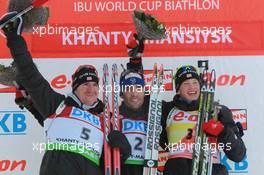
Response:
[121,72,145,86]
[129,77,137,84]
[186,73,193,78]
[125,73,142,80]
[79,72,97,79]
[72,67,99,91]
[174,65,200,92]
[178,70,196,79]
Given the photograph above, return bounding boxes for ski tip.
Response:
[153,63,158,74]
[159,64,164,74]
[112,63,118,70]
[103,64,109,72]
[210,69,216,82]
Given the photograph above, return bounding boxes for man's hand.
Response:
[15,83,32,110]
[108,130,131,163]
[0,12,23,37]
[127,33,144,58]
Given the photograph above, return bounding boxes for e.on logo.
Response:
[216,74,245,86]
[0,160,26,172]
[172,111,198,122]
[51,74,72,89]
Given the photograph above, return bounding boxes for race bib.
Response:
[44,107,104,165]
[122,118,147,165]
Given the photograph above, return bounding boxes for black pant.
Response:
[121,164,143,175]
[121,164,162,175]
[40,150,102,175]
[163,158,228,175]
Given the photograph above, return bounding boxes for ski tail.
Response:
[103,64,112,175]
[191,69,208,175]
[200,69,217,175]
[143,63,164,175]
[200,69,216,175]
[112,64,121,175]
[192,60,218,175]
[143,63,158,175]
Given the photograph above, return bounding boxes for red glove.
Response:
[208,137,217,144]
[127,35,138,48]
[127,33,144,58]
[202,119,224,137]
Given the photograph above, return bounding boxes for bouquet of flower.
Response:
[133,10,166,40]
[0,62,17,86]
[7,0,49,32]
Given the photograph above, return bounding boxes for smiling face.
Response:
[74,81,99,106]
[122,85,145,110]
[178,78,200,101]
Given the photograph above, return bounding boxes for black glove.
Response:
[126,57,143,73]
[15,83,32,110]
[0,11,23,37]
[28,106,44,127]
[235,122,244,137]
[126,34,144,73]
[108,130,131,163]
[212,164,228,175]
[217,105,244,143]
[127,33,145,58]
[15,82,44,127]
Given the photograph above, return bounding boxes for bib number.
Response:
[135,137,143,151]
[80,127,91,140]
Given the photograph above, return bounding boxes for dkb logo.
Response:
[0,111,27,135]
[221,153,248,173]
